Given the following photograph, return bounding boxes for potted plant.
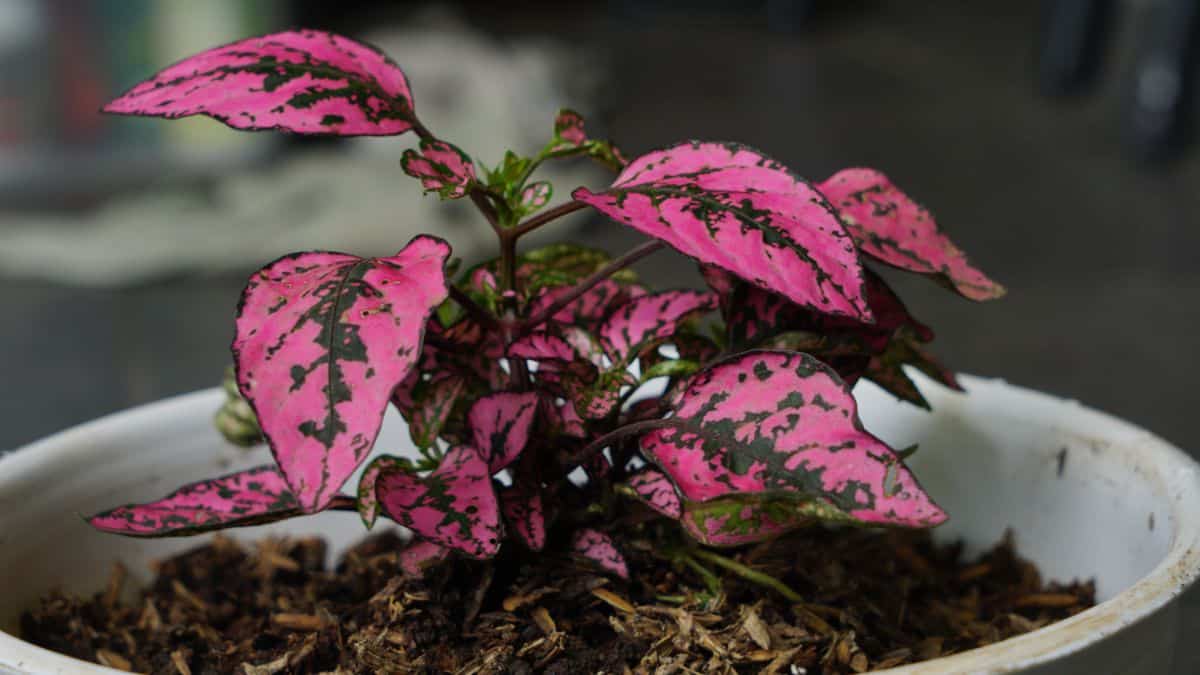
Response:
[3,30,1198,674]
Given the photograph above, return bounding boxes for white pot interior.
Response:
[0,374,1197,674]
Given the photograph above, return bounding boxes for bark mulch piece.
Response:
[21,528,1093,674]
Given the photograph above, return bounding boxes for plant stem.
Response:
[562,417,677,471]
[690,549,804,603]
[470,189,501,233]
[447,286,500,330]
[500,231,518,293]
[508,200,588,240]
[519,239,666,336]
[680,554,725,596]
[328,495,359,512]
[409,115,435,142]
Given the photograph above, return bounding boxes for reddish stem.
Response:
[328,495,359,512]
[508,200,588,239]
[561,418,678,472]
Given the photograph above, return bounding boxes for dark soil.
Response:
[21,528,1093,674]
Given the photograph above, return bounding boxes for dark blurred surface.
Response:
[1,1,1197,670]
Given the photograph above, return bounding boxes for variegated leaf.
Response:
[549,109,627,170]
[819,168,1005,301]
[104,30,416,136]
[640,350,946,531]
[376,445,501,558]
[553,108,588,149]
[399,540,450,576]
[864,330,963,410]
[392,371,467,450]
[500,483,546,551]
[573,369,638,421]
[468,391,539,472]
[599,289,717,363]
[401,139,477,199]
[640,358,701,383]
[623,468,682,519]
[509,331,579,363]
[574,142,871,320]
[541,393,587,439]
[356,455,408,529]
[88,466,302,537]
[233,236,450,512]
[571,528,629,579]
[529,279,644,331]
[679,494,818,547]
[519,182,553,211]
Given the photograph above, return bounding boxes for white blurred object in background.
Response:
[0,8,603,284]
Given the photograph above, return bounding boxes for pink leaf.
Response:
[392,372,467,450]
[401,139,477,199]
[864,332,963,410]
[679,494,812,547]
[509,331,579,363]
[520,182,553,210]
[399,540,450,576]
[720,268,929,353]
[528,279,643,331]
[625,468,682,519]
[571,529,629,579]
[468,391,539,472]
[573,370,637,420]
[233,236,450,512]
[356,455,407,529]
[640,350,946,531]
[553,109,588,148]
[541,394,587,439]
[708,265,960,408]
[88,466,301,537]
[376,445,502,558]
[599,289,717,363]
[574,142,872,320]
[104,30,416,136]
[819,168,1005,301]
[500,483,546,551]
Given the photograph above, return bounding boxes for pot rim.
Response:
[0,375,1197,675]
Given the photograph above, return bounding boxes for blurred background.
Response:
[0,0,1197,667]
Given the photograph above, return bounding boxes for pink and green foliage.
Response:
[574,142,873,321]
[468,391,539,472]
[623,468,682,519]
[399,540,449,576]
[550,109,627,171]
[572,529,629,579]
[391,372,467,451]
[819,169,1006,301]
[640,350,947,534]
[553,110,587,149]
[232,236,450,513]
[104,30,415,136]
[375,445,501,558]
[88,466,302,537]
[91,30,1005,587]
[706,265,961,409]
[401,140,477,199]
[500,482,546,550]
[520,182,553,211]
[356,455,405,529]
[599,290,717,364]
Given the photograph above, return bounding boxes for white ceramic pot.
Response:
[0,374,1197,674]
